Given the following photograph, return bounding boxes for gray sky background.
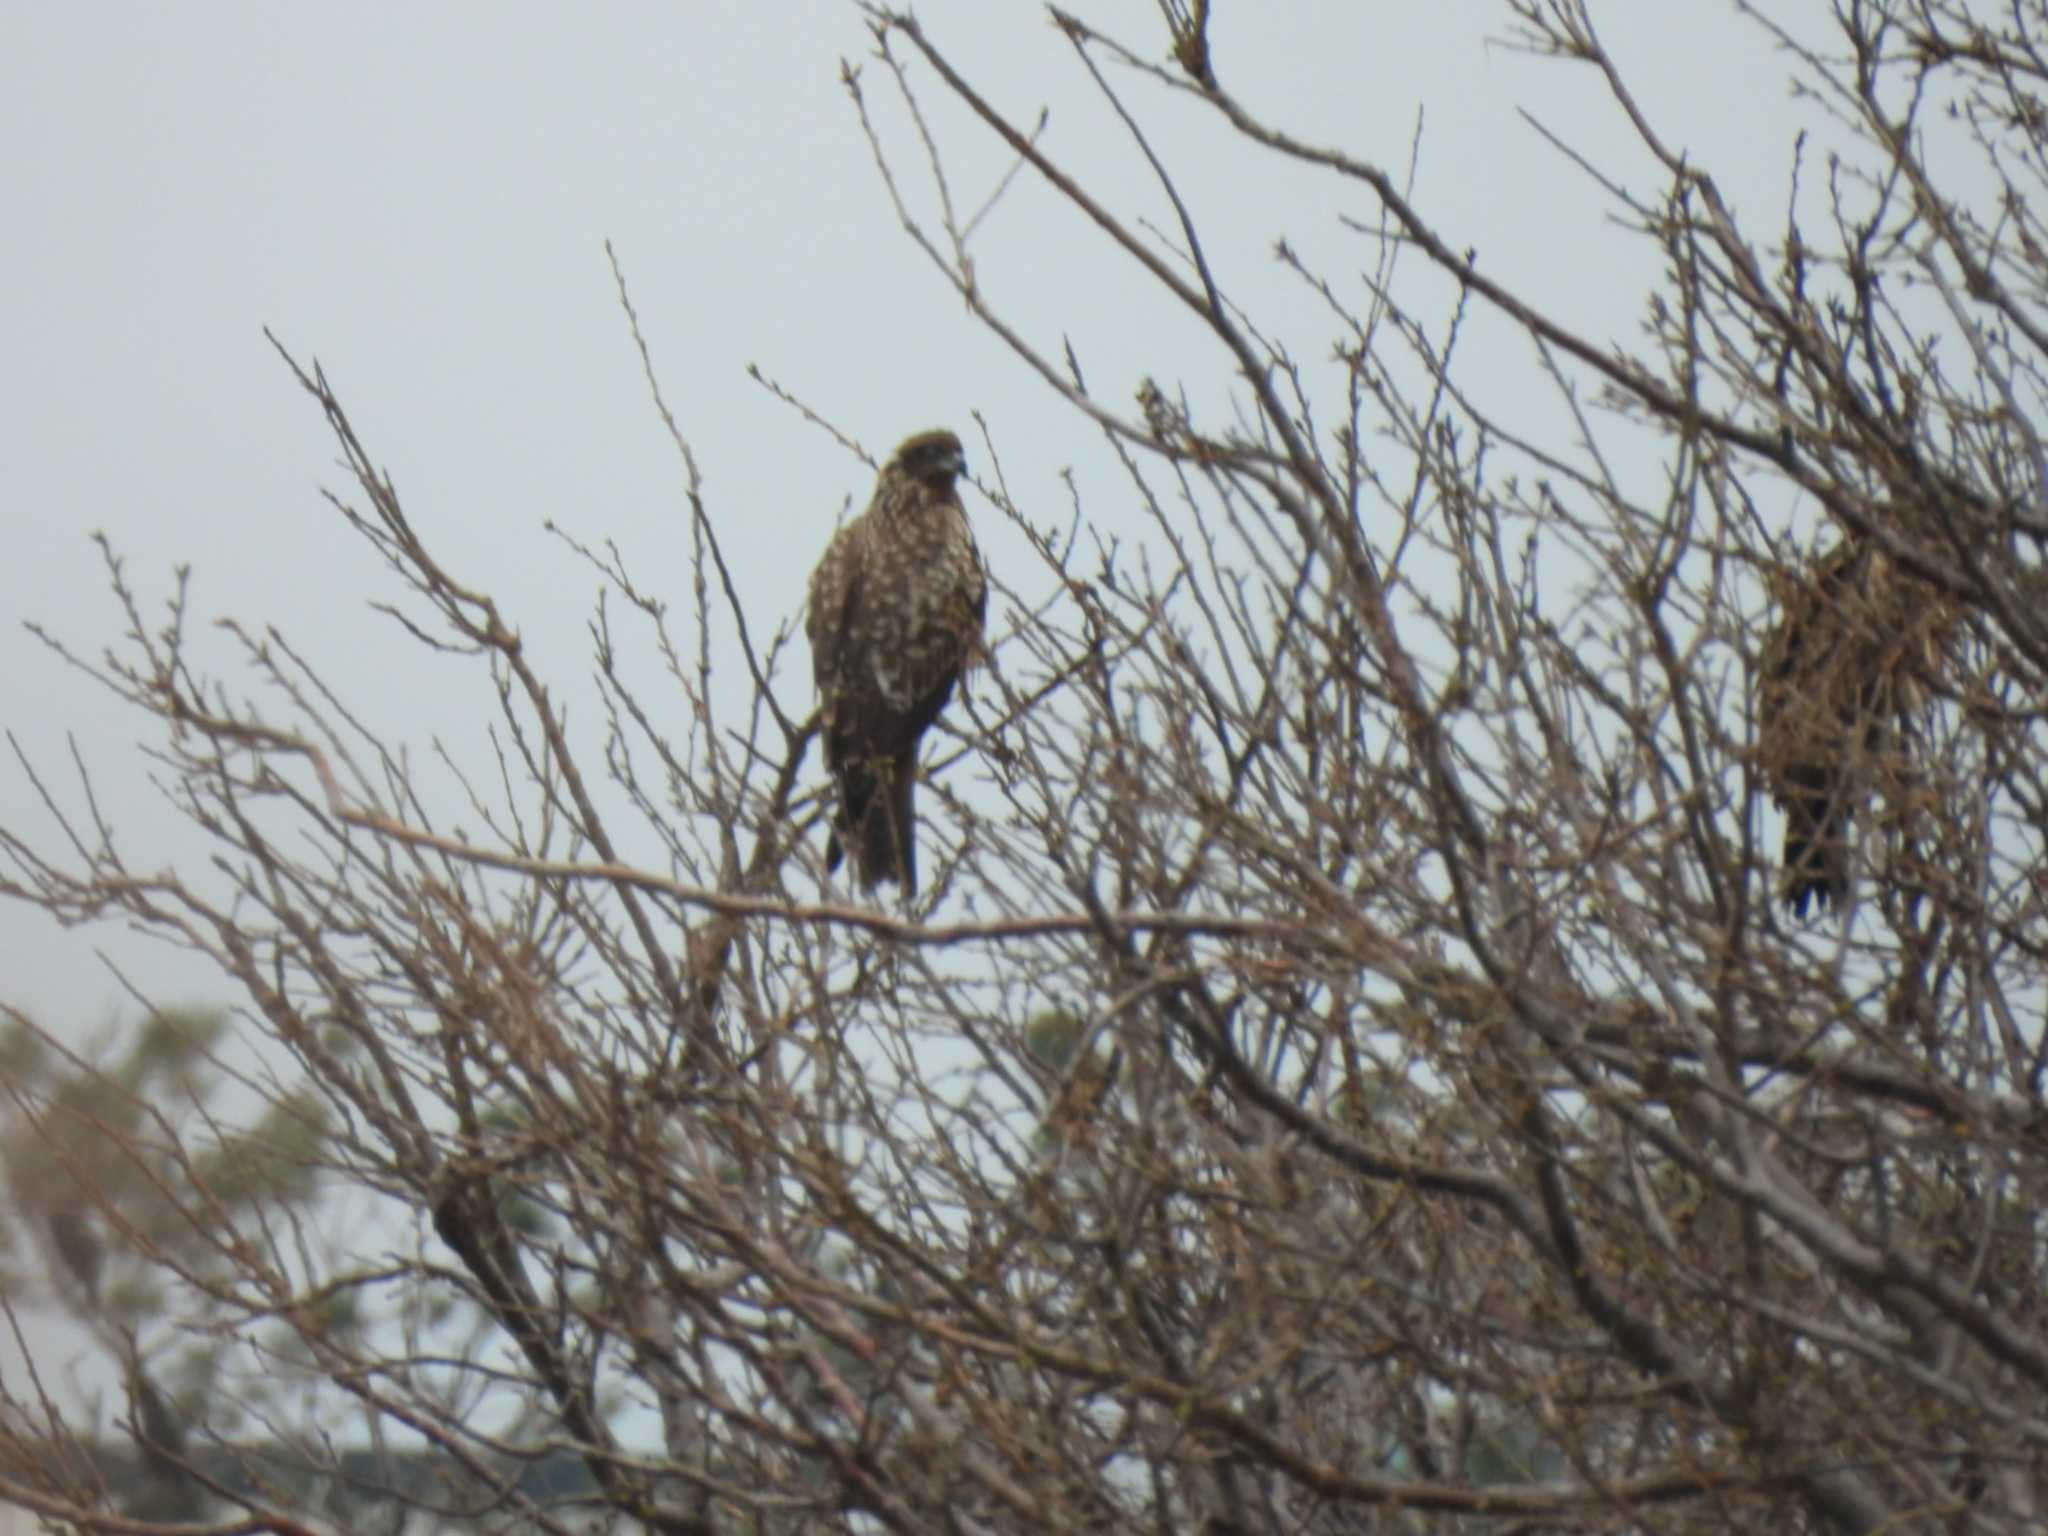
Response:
[2,4,1800,1036]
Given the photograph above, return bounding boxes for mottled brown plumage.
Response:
[806,429,987,894]
[1758,539,1949,919]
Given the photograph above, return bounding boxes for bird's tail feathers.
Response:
[1780,777,1852,919]
[829,753,917,895]
[877,757,917,896]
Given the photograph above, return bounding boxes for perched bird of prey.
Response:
[1758,537,1949,919]
[806,429,987,894]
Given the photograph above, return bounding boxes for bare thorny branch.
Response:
[8,4,2048,1534]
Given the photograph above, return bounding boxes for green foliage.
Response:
[0,1006,334,1323]
[1023,1007,1087,1071]
[190,1090,331,1207]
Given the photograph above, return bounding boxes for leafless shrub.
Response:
[6,3,2048,1532]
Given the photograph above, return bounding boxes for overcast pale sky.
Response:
[1,4,1797,1035]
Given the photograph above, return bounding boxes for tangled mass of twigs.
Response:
[6,4,2048,1534]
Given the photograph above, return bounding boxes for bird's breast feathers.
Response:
[809,501,983,705]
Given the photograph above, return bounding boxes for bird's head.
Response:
[889,429,967,493]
